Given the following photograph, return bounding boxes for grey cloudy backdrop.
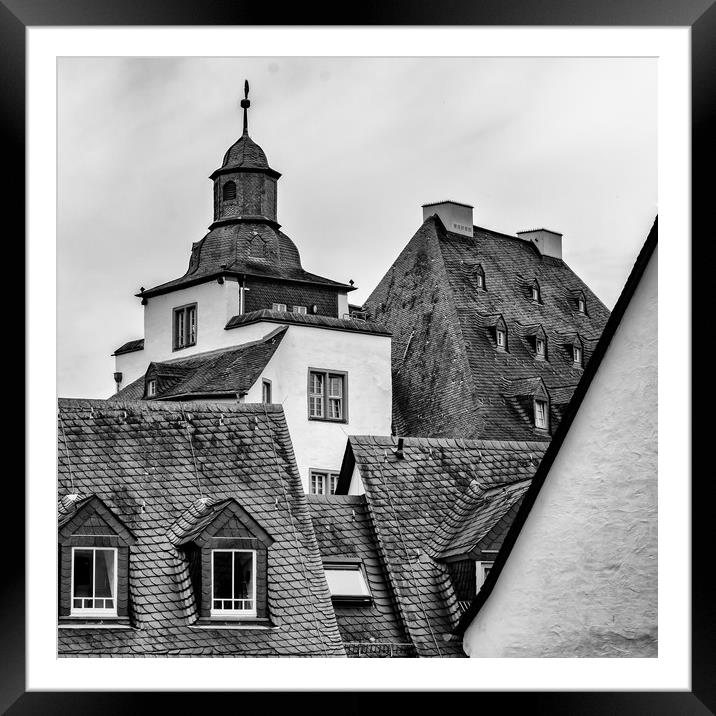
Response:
[58,57,656,398]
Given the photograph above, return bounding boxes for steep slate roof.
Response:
[308,495,415,657]
[453,217,658,637]
[225,309,391,336]
[112,339,144,357]
[337,435,547,657]
[110,327,286,402]
[57,399,344,657]
[363,216,610,441]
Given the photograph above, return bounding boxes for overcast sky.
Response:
[57,57,656,398]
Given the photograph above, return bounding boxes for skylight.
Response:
[324,563,372,605]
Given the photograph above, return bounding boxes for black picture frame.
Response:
[7,1,708,712]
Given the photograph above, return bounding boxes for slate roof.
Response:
[308,495,415,657]
[110,327,286,402]
[363,216,610,441]
[337,435,547,657]
[140,222,353,299]
[222,133,270,170]
[453,217,658,637]
[57,398,345,657]
[225,310,391,336]
[113,339,144,356]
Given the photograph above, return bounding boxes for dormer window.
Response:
[146,379,157,398]
[534,399,549,430]
[536,337,546,358]
[292,305,307,315]
[71,547,117,615]
[324,562,372,606]
[174,498,275,624]
[222,180,237,201]
[58,495,136,624]
[211,549,257,617]
[578,297,586,314]
[573,344,583,366]
[272,303,287,312]
[496,328,507,350]
[475,265,486,290]
[530,280,541,303]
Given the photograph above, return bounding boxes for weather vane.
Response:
[241,79,250,135]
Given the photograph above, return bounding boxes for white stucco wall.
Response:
[463,246,658,658]
[244,326,392,489]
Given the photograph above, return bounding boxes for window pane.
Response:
[311,372,324,395]
[325,567,370,596]
[94,549,116,598]
[188,307,196,344]
[213,552,233,599]
[329,474,337,494]
[233,552,253,601]
[328,398,342,419]
[329,376,343,398]
[73,550,93,598]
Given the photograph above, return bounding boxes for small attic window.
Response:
[534,399,549,430]
[222,180,237,201]
[324,562,372,605]
[496,327,507,351]
[531,281,541,303]
[536,337,546,359]
[578,297,586,314]
[573,344,583,366]
[475,265,486,290]
[146,379,157,398]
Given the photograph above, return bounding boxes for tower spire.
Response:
[240,80,250,136]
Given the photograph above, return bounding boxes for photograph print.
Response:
[56,56,657,658]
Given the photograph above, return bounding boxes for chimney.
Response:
[422,200,474,238]
[516,228,563,260]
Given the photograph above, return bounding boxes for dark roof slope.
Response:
[225,310,391,336]
[141,222,352,298]
[363,216,610,440]
[339,435,547,657]
[57,399,344,657]
[110,327,286,402]
[308,495,415,657]
[112,339,144,356]
[453,217,658,637]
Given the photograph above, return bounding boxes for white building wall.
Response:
[463,246,658,658]
[244,326,392,489]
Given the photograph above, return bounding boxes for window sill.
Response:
[59,617,132,629]
[308,417,348,424]
[172,344,197,353]
[193,617,275,630]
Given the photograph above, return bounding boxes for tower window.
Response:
[222,180,237,201]
[534,399,548,430]
[173,304,197,350]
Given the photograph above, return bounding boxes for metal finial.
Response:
[240,79,251,135]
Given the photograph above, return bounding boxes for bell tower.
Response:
[209,80,281,228]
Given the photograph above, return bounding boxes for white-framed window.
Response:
[210,549,257,617]
[536,338,546,358]
[531,285,540,302]
[534,399,548,429]
[573,345,583,366]
[70,547,118,616]
[496,328,506,349]
[262,379,272,404]
[146,379,157,397]
[271,303,287,312]
[292,305,308,315]
[310,470,339,495]
[173,303,197,350]
[578,297,586,314]
[324,563,372,604]
[475,561,494,591]
[308,370,347,421]
[476,273,484,289]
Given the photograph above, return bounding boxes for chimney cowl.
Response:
[422,200,474,238]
